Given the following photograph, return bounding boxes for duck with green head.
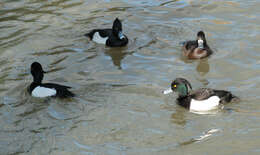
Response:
[163,78,239,111]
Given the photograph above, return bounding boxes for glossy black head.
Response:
[171,78,192,96]
[197,31,206,40]
[112,18,125,40]
[31,62,46,84]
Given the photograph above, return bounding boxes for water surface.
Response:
[0,0,260,154]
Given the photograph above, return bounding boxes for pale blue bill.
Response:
[162,88,173,94]
[118,31,125,39]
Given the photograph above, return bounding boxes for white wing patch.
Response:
[190,96,220,111]
[92,32,108,44]
[32,86,57,98]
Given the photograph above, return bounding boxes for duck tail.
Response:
[84,30,95,40]
[215,90,240,104]
[230,94,240,103]
[58,89,75,98]
[66,90,75,98]
[225,93,236,102]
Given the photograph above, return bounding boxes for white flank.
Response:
[162,88,173,95]
[92,32,108,44]
[190,96,220,111]
[32,86,57,98]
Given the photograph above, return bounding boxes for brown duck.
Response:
[182,31,213,59]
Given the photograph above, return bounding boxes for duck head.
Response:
[197,31,207,49]
[163,78,192,97]
[112,18,125,40]
[31,62,46,84]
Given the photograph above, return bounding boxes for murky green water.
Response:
[0,0,260,154]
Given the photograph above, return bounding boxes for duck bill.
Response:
[198,39,204,49]
[162,88,173,95]
[118,31,125,40]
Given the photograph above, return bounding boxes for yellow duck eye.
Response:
[173,85,177,88]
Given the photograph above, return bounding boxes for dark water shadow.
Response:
[170,107,187,126]
[196,59,210,76]
[104,47,134,70]
[180,55,210,76]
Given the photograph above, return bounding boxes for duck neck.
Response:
[33,79,42,84]
[32,73,43,84]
